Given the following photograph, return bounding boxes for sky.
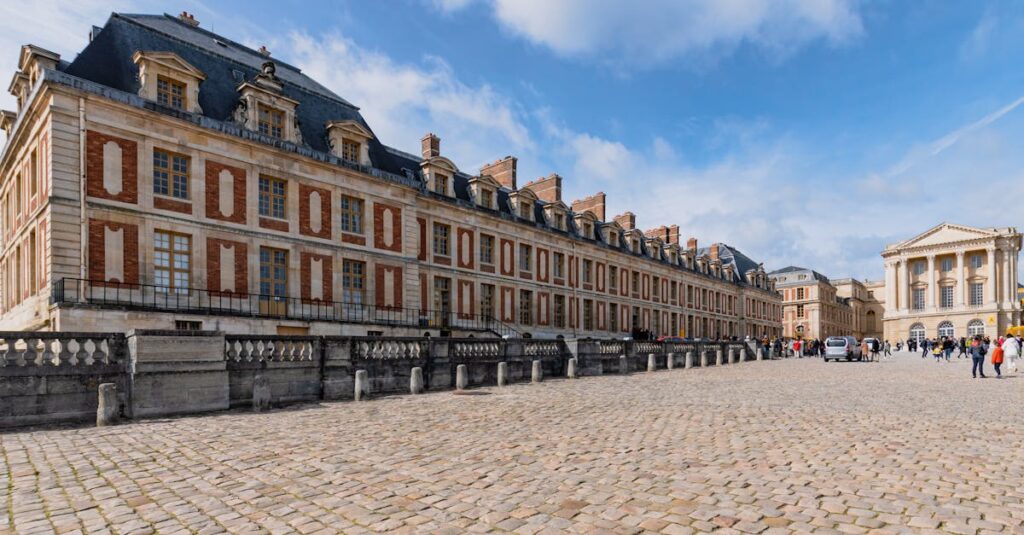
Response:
[2,0,1024,282]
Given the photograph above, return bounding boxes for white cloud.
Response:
[285,31,532,171]
[453,0,863,68]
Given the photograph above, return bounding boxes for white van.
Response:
[824,336,862,362]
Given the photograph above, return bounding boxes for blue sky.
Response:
[3,0,1024,282]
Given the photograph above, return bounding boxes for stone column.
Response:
[927,255,936,311]
[955,251,966,307]
[900,259,910,312]
[987,247,997,304]
[1002,248,1012,304]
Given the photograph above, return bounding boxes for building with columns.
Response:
[881,223,1021,343]
[0,12,782,338]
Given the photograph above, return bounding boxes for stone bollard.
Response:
[567,358,578,379]
[740,349,747,363]
[685,351,693,369]
[252,374,271,412]
[667,352,675,370]
[497,362,508,386]
[410,367,424,395]
[728,348,735,365]
[456,364,468,390]
[647,353,657,372]
[715,349,723,366]
[619,355,629,374]
[700,350,708,368]
[96,383,119,427]
[354,370,368,401]
[757,348,764,361]
[531,360,543,383]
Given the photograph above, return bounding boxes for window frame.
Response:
[519,289,533,325]
[339,195,364,235]
[153,230,192,294]
[257,103,285,139]
[152,148,190,200]
[156,75,186,110]
[258,176,287,220]
[479,234,495,265]
[432,222,451,257]
[342,259,366,304]
[519,243,532,273]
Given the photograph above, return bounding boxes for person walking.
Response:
[883,340,892,359]
[861,338,870,362]
[991,338,1004,378]
[970,335,987,378]
[942,337,953,362]
[921,339,929,358]
[1002,334,1020,374]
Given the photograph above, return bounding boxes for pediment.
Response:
[132,51,206,80]
[897,223,997,249]
[326,120,374,141]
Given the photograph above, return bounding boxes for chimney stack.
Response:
[613,212,636,230]
[687,237,698,252]
[178,11,199,27]
[480,156,517,190]
[421,133,441,159]
[668,225,680,245]
[710,243,720,261]
[522,173,562,203]
[570,192,606,221]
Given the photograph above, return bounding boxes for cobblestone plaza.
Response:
[3,354,1023,534]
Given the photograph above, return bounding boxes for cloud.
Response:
[959,11,997,62]
[441,0,864,68]
[285,31,532,171]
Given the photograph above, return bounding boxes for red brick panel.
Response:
[298,184,331,240]
[372,203,402,252]
[662,279,669,304]
[154,196,192,214]
[568,255,575,287]
[37,219,47,292]
[206,237,248,294]
[597,301,606,330]
[620,268,628,297]
[456,228,474,270]
[569,297,576,328]
[419,272,428,313]
[299,252,333,303]
[85,130,138,204]
[457,279,474,318]
[417,218,427,261]
[499,239,514,277]
[204,161,247,224]
[374,264,403,309]
[87,219,139,285]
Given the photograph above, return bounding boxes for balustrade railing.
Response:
[0,332,123,367]
[225,336,317,363]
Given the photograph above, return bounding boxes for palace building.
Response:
[0,12,781,338]
[881,223,1021,343]
[768,266,855,340]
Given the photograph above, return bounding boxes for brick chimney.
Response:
[613,212,636,230]
[668,225,680,245]
[480,156,517,190]
[178,11,199,27]
[710,243,720,261]
[522,173,562,203]
[421,133,440,159]
[570,192,606,221]
[644,225,667,241]
[687,237,698,252]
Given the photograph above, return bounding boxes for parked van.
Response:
[824,336,862,362]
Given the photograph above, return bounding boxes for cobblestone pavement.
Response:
[3,352,1024,535]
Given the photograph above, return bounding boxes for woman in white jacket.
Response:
[1001,335,1021,373]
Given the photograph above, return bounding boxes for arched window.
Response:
[909,323,926,343]
[866,310,876,332]
[937,321,954,338]
[967,319,985,337]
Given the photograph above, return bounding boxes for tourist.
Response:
[1008,335,1024,374]
[932,342,942,362]
[970,335,987,378]
[942,337,953,362]
[921,339,929,358]
[870,338,880,361]
[883,340,892,359]
[793,339,802,358]
[956,337,967,359]
[861,338,870,362]
[991,338,1004,378]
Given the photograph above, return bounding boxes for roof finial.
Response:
[178,11,199,27]
[258,45,271,57]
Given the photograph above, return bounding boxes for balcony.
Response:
[51,278,518,337]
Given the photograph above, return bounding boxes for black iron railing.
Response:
[51,278,519,337]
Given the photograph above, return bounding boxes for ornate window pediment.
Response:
[542,200,569,231]
[421,156,458,198]
[574,210,599,240]
[133,51,206,113]
[468,174,500,209]
[508,188,538,222]
[233,61,302,144]
[326,120,374,166]
[600,221,624,248]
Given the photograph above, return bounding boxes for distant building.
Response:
[881,223,1021,342]
[832,277,884,340]
[769,266,854,340]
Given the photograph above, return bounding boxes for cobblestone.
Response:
[2,353,1023,533]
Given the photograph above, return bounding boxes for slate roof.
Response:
[768,266,831,284]
[42,12,774,291]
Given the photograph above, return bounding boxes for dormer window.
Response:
[583,222,593,239]
[631,239,640,254]
[341,139,360,163]
[519,201,531,219]
[480,189,493,209]
[434,174,449,195]
[554,213,565,230]
[258,104,284,138]
[157,75,186,109]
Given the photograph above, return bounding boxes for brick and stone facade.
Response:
[0,13,782,338]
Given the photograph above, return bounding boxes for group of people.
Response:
[903,334,1022,378]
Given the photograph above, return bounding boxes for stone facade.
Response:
[0,13,781,339]
[832,277,884,340]
[769,266,854,340]
[881,223,1021,343]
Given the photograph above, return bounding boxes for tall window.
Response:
[609,303,618,332]
[342,260,365,304]
[433,277,451,317]
[341,139,360,163]
[582,259,593,284]
[940,258,953,272]
[479,234,494,264]
[553,252,565,279]
[940,286,953,308]
[937,321,954,338]
[258,176,287,219]
[652,276,660,299]
[912,287,925,310]
[967,319,985,337]
[259,247,288,298]
[553,295,565,328]
[156,75,185,109]
[258,104,284,138]
[631,272,639,294]
[909,323,925,343]
[913,261,925,275]
[609,266,618,292]
[519,244,532,272]
[796,287,805,300]
[796,304,805,318]
[970,282,984,305]
[432,223,450,256]
[153,149,189,199]
[519,202,531,219]
[339,195,363,234]
[519,290,533,325]
[583,299,593,331]
[480,284,495,318]
[970,254,983,269]
[154,231,190,294]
